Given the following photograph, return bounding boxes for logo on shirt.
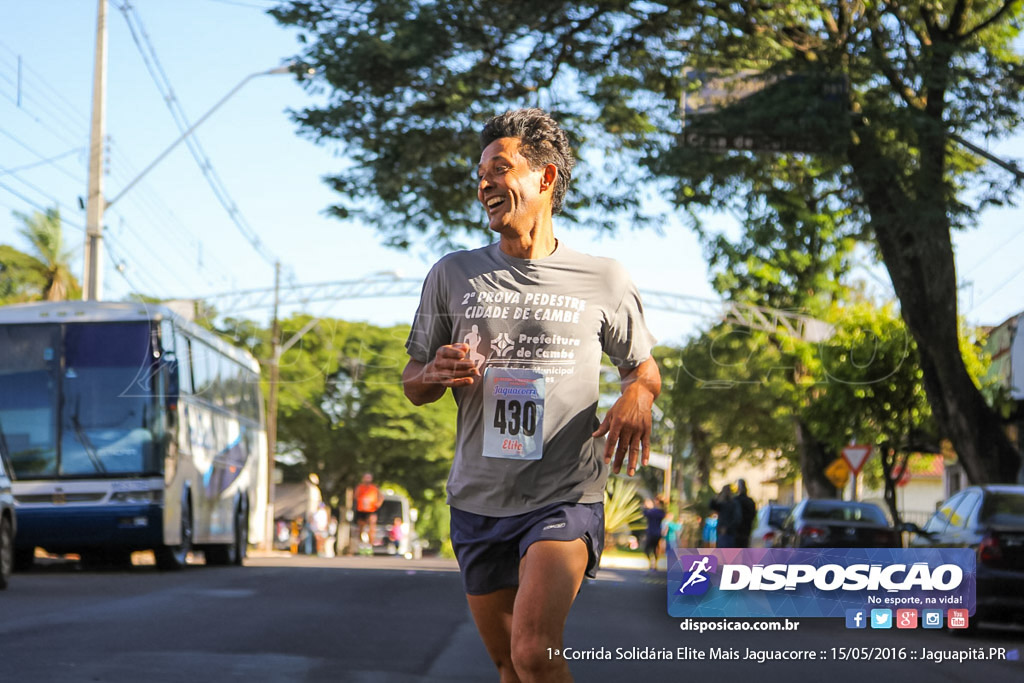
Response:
[491,332,515,358]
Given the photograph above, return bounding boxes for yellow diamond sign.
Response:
[825,458,851,489]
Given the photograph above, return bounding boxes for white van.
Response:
[370,491,421,559]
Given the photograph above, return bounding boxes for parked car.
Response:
[1,448,16,590]
[749,503,792,548]
[904,485,1024,627]
[775,499,901,548]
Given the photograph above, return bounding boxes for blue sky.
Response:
[1,0,1022,345]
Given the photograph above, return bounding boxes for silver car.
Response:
[1,449,15,589]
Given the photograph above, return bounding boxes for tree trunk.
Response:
[691,425,712,488]
[796,418,837,498]
[848,121,1022,485]
[878,443,906,529]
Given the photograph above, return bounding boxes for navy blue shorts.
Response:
[449,501,605,596]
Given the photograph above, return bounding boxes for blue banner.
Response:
[667,546,976,618]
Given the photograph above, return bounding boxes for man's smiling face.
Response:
[477,137,551,235]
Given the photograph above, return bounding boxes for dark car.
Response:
[1,449,16,590]
[776,499,901,549]
[750,503,792,548]
[904,485,1024,627]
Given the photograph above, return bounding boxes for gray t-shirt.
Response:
[406,242,655,516]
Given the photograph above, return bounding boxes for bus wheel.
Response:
[206,503,247,566]
[0,517,13,589]
[13,546,34,572]
[156,497,193,571]
[80,549,133,570]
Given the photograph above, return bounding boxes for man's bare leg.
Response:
[511,539,589,683]
[467,587,520,683]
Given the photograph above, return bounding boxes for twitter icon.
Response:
[870,609,892,629]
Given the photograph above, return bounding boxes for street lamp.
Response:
[82,55,299,300]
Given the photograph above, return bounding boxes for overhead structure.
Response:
[201,276,834,342]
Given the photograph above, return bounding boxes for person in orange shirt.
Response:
[354,472,384,546]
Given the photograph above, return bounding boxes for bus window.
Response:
[60,323,160,476]
[243,372,261,423]
[192,341,213,400]
[0,325,60,478]
[173,329,193,395]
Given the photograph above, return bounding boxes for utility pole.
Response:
[83,0,107,301]
[264,260,281,549]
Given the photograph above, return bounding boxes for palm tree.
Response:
[13,208,79,301]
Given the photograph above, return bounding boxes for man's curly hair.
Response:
[481,108,575,215]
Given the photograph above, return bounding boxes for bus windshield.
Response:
[0,322,161,479]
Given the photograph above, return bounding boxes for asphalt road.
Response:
[0,552,1021,682]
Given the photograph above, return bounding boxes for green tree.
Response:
[0,244,48,304]
[662,326,801,491]
[801,301,937,524]
[272,0,1024,483]
[13,208,80,301]
[268,315,458,511]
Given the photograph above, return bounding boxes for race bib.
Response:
[482,367,545,460]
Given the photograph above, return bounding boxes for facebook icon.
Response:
[845,609,867,629]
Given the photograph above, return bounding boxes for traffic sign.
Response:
[841,445,873,474]
[825,458,851,489]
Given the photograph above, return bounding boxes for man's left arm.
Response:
[592,356,661,476]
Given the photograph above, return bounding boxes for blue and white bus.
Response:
[0,301,268,570]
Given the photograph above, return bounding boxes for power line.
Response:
[106,138,241,291]
[115,1,279,268]
[0,178,86,232]
[962,228,1024,277]
[0,39,91,137]
[966,266,1024,315]
[0,146,85,177]
[0,89,83,151]
[0,166,84,223]
[0,125,88,186]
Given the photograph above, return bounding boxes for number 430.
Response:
[493,399,537,437]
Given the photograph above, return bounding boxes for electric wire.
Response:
[116,1,279,268]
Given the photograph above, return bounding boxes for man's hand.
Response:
[423,343,481,387]
[592,357,661,476]
[403,343,481,405]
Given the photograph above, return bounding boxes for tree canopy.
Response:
[239,314,458,507]
[272,0,1024,483]
[1,208,80,302]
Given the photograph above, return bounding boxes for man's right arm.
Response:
[402,343,481,406]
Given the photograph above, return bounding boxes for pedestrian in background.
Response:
[710,485,741,548]
[354,472,383,547]
[642,497,666,572]
[734,479,757,548]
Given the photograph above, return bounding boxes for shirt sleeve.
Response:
[600,261,656,369]
[405,259,453,363]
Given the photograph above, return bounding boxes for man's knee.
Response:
[511,632,564,679]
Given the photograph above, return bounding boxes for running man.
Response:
[403,108,660,682]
